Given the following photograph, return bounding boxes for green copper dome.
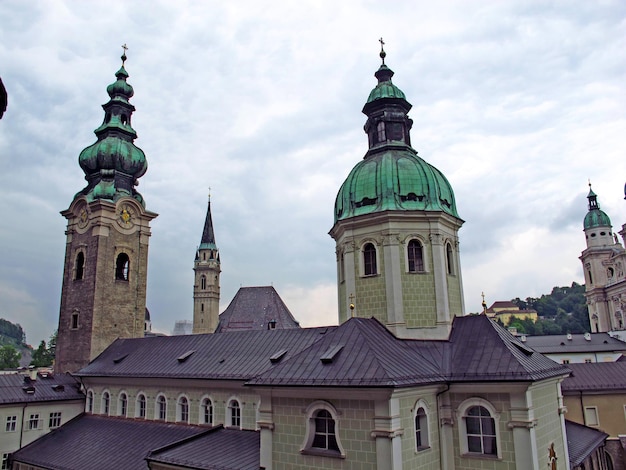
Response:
[583,187,611,230]
[76,54,147,206]
[334,53,459,223]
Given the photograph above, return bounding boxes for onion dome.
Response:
[584,185,612,230]
[334,46,459,223]
[76,50,147,206]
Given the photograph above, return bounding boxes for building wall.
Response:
[563,392,626,438]
[0,400,84,465]
[398,392,440,470]
[529,381,568,470]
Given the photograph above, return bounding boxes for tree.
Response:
[31,340,53,367]
[0,344,20,369]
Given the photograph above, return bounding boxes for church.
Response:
[9,46,610,470]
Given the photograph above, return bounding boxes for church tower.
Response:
[329,44,465,340]
[580,184,626,333]
[55,52,157,373]
[193,198,221,333]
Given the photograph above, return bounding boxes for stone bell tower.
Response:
[193,197,221,334]
[55,50,157,373]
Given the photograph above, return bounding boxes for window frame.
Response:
[362,242,378,277]
[457,398,501,459]
[101,391,111,416]
[115,252,130,281]
[5,415,17,432]
[301,400,346,459]
[48,411,62,429]
[1,453,8,470]
[28,413,40,431]
[200,396,214,426]
[177,395,190,424]
[86,390,94,413]
[227,398,241,429]
[75,251,85,280]
[118,392,128,417]
[406,238,426,273]
[156,394,168,421]
[584,406,599,427]
[445,242,454,275]
[413,399,430,452]
[136,393,147,419]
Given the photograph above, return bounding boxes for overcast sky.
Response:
[0,0,625,345]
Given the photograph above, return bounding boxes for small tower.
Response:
[330,43,465,340]
[580,184,626,332]
[193,197,221,333]
[56,50,157,373]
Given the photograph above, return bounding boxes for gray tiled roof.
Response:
[561,361,626,392]
[215,286,300,333]
[77,326,334,380]
[78,315,569,388]
[11,415,207,470]
[565,419,608,466]
[147,426,260,469]
[0,372,83,404]
[523,332,626,353]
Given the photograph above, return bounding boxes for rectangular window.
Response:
[584,407,599,427]
[49,412,62,429]
[5,415,17,432]
[584,359,592,363]
[562,359,570,364]
[28,413,40,430]
[1,453,8,470]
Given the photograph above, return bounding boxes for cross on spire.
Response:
[379,37,386,64]
[121,43,128,65]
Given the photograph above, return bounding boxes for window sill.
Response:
[361,274,379,279]
[461,452,500,460]
[301,448,345,459]
[416,446,431,453]
[407,270,427,275]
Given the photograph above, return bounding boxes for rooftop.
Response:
[561,361,626,392]
[0,371,83,404]
[523,332,626,354]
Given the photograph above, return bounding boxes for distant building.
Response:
[580,185,626,334]
[172,320,192,336]
[485,300,538,324]
[523,332,626,364]
[562,362,626,467]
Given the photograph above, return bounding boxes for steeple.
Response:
[193,195,221,334]
[77,48,148,206]
[56,48,157,373]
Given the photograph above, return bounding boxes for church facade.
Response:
[580,186,626,335]
[12,48,613,469]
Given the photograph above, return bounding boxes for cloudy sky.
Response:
[0,0,624,345]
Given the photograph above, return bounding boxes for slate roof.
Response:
[215,286,300,333]
[565,419,608,466]
[0,372,83,404]
[561,361,626,392]
[11,415,207,470]
[78,315,569,388]
[523,333,626,354]
[147,426,260,469]
[76,326,334,380]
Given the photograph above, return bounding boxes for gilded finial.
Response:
[481,292,487,315]
[121,43,128,66]
[379,37,386,65]
[349,293,356,317]
[208,186,211,203]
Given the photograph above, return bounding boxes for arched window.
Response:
[339,252,345,282]
[136,394,146,419]
[118,393,127,417]
[71,311,79,329]
[102,392,110,415]
[87,391,94,413]
[466,406,496,454]
[157,395,167,421]
[446,243,454,275]
[75,252,85,280]
[228,399,241,428]
[301,401,345,458]
[178,396,189,423]
[415,406,429,450]
[363,243,377,276]
[201,397,213,425]
[115,253,130,280]
[408,239,424,273]
[201,275,207,290]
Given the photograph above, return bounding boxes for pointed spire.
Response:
[587,181,599,211]
[199,193,217,250]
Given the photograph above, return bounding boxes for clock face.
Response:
[76,204,89,229]
[118,203,136,228]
